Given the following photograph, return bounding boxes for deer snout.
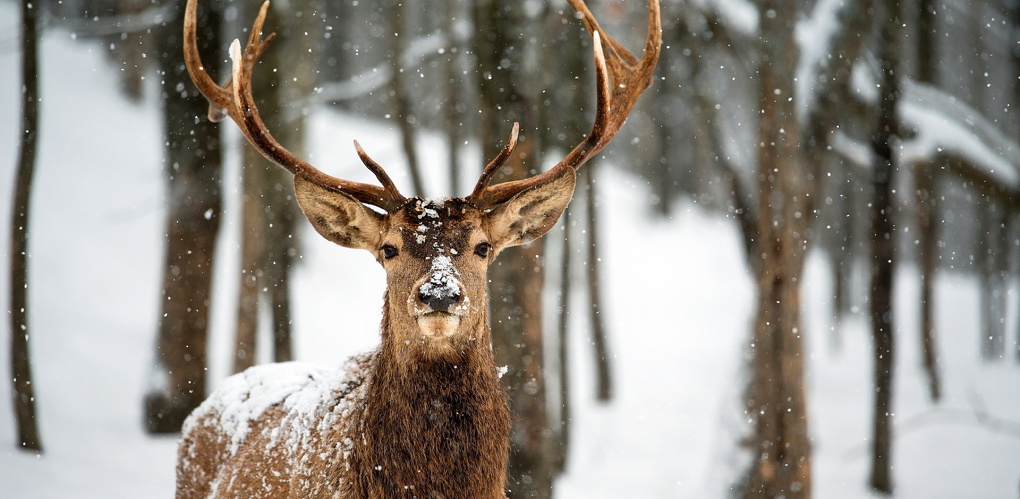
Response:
[417,271,462,314]
[419,287,460,313]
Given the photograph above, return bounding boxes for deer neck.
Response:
[353,301,510,496]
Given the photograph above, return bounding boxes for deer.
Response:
[175,0,660,497]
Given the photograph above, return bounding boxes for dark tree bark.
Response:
[915,0,942,400]
[442,0,465,195]
[231,0,314,371]
[553,205,572,475]
[144,0,223,434]
[540,8,590,475]
[233,1,281,373]
[741,0,812,496]
[10,0,43,453]
[979,203,1008,360]
[473,0,553,496]
[868,0,901,492]
[1012,0,1020,363]
[391,0,426,197]
[582,163,612,402]
[232,140,263,373]
[915,166,941,401]
[264,0,319,365]
[112,0,151,101]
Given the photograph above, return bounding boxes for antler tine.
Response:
[468,0,661,209]
[353,140,405,201]
[466,122,520,205]
[184,0,407,212]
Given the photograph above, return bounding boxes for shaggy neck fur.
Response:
[349,297,511,498]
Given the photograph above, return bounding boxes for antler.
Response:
[183,0,407,212]
[467,0,661,209]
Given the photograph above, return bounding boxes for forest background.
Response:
[3,0,1020,497]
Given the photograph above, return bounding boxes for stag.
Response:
[175,0,660,497]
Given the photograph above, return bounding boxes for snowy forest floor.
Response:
[1,4,1019,497]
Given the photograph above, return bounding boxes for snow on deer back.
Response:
[177,354,372,497]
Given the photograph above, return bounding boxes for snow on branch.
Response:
[795,0,869,122]
[699,0,759,37]
[829,130,873,171]
[899,80,1020,190]
[831,65,1020,198]
[305,31,452,105]
[50,4,175,36]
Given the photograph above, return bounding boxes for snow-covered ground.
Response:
[2,4,1019,497]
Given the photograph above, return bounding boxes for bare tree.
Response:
[553,204,572,474]
[232,0,295,372]
[1012,0,1020,363]
[391,0,426,197]
[144,0,223,434]
[978,202,1009,361]
[741,0,812,495]
[10,0,43,453]
[231,0,320,372]
[442,0,466,194]
[914,0,942,400]
[582,163,612,401]
[541,6,590,470]
[868,0,902,492]
[472,0,552,494]
[915,165,941,400]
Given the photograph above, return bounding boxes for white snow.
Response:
[898,81,1020,188]
[184,358,363,457]
[420,256,459,298]
[703,0,759,37]
[1,4,1018,498]
[795,0,846,120]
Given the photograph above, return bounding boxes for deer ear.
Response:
[486,167,576,251]
[294,175,386,251]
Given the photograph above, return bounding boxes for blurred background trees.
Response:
[12,0,1020,496]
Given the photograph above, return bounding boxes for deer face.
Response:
[292,167,575,357]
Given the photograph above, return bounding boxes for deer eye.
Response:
[381,245,399,260]
[474,242,492,258]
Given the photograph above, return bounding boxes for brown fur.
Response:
[177,0,660,492]
[175,187,574,499]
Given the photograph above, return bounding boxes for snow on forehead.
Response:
[402,197,474,252]
[415,197,450,219]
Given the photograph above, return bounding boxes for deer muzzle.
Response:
[413,256,466,338]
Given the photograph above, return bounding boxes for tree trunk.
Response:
[10,0,43,453]
[442,0,464,195]
[582,163,612,402]
[553,205,572,474]
[231,0,311,371]
[392,0,426,197]
[541,7,590,476]
[234,145,267,373]
[144,0,223,434]
[264,0,318,364]
[1012,0,1020,363]
[829,156,856,350]
[915,0,941,400]
[741,0,811,496]
[473,0,553,496]
[868,0,901,492]
[979,203,1008,360]
[915,166,941,401]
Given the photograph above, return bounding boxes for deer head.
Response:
[183,0,661,360]
[293,157,575,361]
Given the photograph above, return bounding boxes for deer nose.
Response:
[418,272,462,313]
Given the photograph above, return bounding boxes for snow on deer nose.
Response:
[417,255,463,314]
